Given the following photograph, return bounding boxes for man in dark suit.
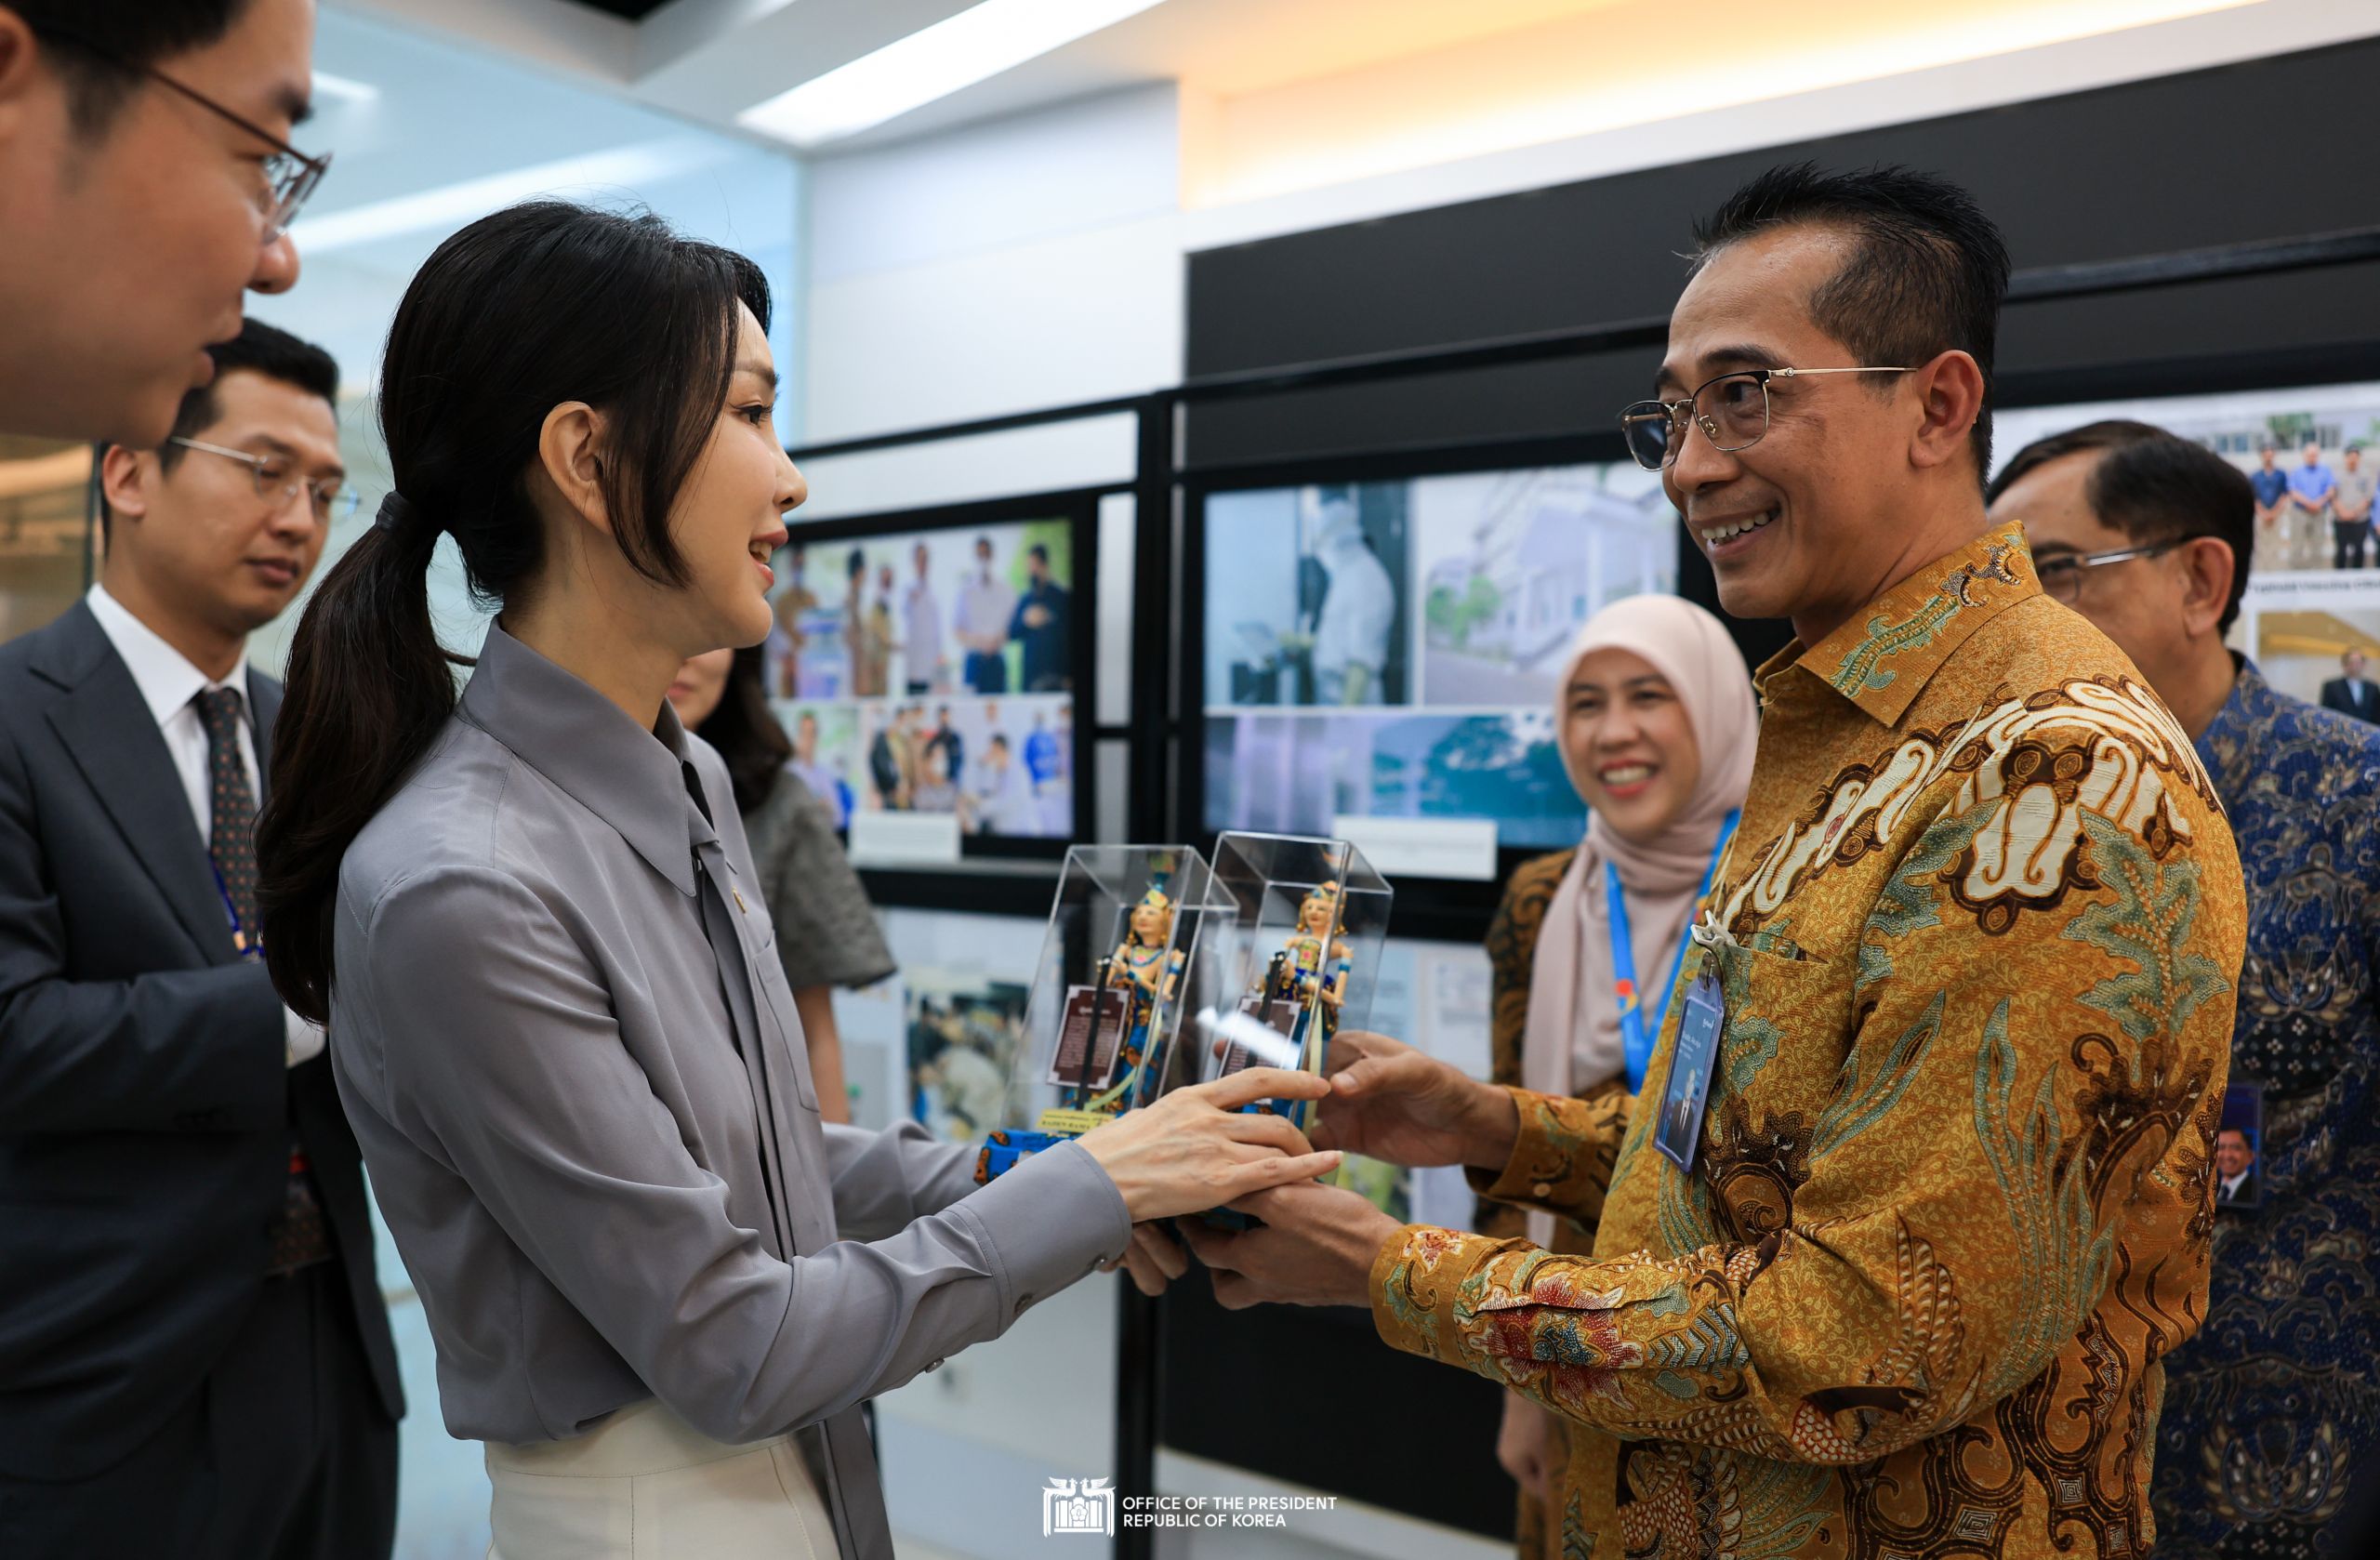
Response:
[0,321,401,1558]
[2320,648,2380,724]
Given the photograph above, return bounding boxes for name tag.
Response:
[1655,968,1724,1175]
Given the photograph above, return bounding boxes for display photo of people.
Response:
[1202,463,1677,849]
[1995,380,2380,576]
[764,519,1078,838]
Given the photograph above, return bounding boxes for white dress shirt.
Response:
[85,585,323,1066]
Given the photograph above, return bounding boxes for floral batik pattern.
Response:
[2150,661,2380,1559]
[1370,526,2248,1560]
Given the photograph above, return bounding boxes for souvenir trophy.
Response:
[973,847,1230,1183]
[1193,832,1390,1223]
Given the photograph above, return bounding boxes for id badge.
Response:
[1655,968,1725,1175]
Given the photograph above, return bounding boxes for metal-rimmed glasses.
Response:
[1620,366,1910,472]
[168,436,360,523]
[27,23,330,238]
[2032,537,2206,604]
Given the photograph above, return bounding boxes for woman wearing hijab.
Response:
[1484,593,1757,1558]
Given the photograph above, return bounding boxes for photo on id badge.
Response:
[1655,968,1724,1174]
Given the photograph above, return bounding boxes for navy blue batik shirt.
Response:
[2156,658,2380,1558]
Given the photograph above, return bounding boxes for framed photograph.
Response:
[2215,1081,2263,1210]
[775,490,1099,863]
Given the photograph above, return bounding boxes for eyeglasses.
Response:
[168,436,360,523]
[2032,538,2204,604]
[28,23,330,239]
[1620,366,1910,472]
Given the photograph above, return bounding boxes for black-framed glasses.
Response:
[169,436,360,523]
[1620,366,1910,471]
[2032,538,2204,604]
[28,23,330,238]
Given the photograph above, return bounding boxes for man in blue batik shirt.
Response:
[1992,420,2380,1560]
[2249,443,2292,568]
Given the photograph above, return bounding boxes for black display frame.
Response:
[778,484,1109,880]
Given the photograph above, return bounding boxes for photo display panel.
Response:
[765,518,1079,841]
[1199,462,1677,853]
[1995,380,2380,710]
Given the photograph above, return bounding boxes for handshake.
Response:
[1071,1031,1520,1310]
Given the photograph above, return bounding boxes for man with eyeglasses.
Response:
[0,319,400,1559]
[1184,164,2243,1560]
[0,1,325,445]
[1989,418,2379,1560]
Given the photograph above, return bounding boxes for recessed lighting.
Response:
[738,0,1170,148]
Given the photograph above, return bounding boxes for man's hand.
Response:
[1496,1392,1565,1514]
[1313,1030,1516,1170]
[1103,1223,1189,1297]
[1175,1181,1404,1310]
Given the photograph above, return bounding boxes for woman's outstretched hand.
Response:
[1312,1030,1517,1170]
[1077,1067,1339,1224]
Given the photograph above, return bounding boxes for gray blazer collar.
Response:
[457,622,705,895]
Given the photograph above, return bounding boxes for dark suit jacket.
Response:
[0,602,402,1482]
[2320,676,2380,724]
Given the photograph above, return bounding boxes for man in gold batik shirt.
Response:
[1183,165,2245,1560]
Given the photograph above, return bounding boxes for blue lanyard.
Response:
[1606,807,1739,1092]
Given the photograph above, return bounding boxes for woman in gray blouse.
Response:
[667,643,890,1123]
[254,203,1335,1560]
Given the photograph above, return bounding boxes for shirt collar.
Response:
[84,582,249,729]
[2193,654,2276,796]
[457,621,709,894]
[1762,523,2040,727]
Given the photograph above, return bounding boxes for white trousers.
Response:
[484,1399,835,1560]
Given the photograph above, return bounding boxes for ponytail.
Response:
[254,200,771,1024]
[257,497,456,1022]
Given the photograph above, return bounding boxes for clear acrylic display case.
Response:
[974,846,1234,1183]
[1173,831,1393,1135]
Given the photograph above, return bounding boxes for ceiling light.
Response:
[310,70,379,105]
[284,138,735,256]
[738,0,1170,148]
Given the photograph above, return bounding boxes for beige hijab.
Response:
[1519,595,1755,1247]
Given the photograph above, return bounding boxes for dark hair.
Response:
[17,1,255,134]
[1027,544,1050,564]
[97,317,339,549]
[691,646,793,815]
[257,202,770,1022]
[1987,418,2255,633]
[1691,163,2012,479]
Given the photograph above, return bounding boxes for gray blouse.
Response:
[742,767,893,993]
[327,625,1127,1560]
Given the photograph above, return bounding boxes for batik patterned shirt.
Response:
[2152,660,2380,1559]
[1370,526,2246,1559]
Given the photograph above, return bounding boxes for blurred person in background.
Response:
[1009,542,1070,692]
[902,541,943,694]
[2250,443,2289,570]
[954,534,1015,694]
[1479,593,1756,1559]
[2333,444,2373,570]
[2322,647,2380,723]
[2287,438,2336,571]
[0,0,314,443]
[1990,418,2379,1559]
[787,707,852,826]
[668,644,893,1126]
[0,320,401,1558]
